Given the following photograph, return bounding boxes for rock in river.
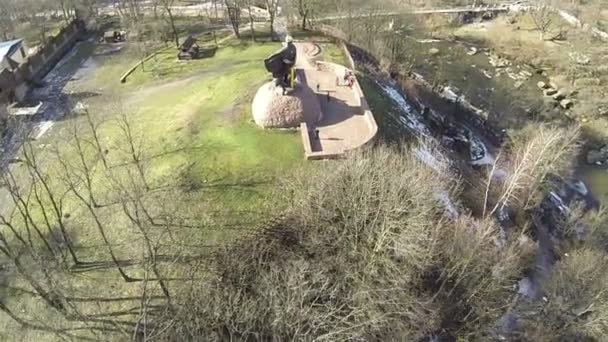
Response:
[586,145,608,165]
[560,99,573,109]
[543,88,558,97]
[429,48,440,56]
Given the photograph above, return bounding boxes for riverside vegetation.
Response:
[0,0,607,341]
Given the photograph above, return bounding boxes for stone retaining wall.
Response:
[0,20,84,106]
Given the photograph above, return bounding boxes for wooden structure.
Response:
[178,36,200,60]
[102,31,126,43]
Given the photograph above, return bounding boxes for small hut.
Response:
[178,36,200,60]
[103,31,126,43]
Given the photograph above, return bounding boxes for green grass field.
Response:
[320,41,351,66]
[0,21,358,338]
[0,33,306,341]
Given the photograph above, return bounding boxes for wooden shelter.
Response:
[178,36,200,60]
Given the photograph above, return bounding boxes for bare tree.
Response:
[0,225,66,312]
[224,0,242,38]
[361,6,386,53]
[266,0,279,39]
[530,2,556,40]
[21,143,80,265]
[0,0,17,39]
[54,146,137,282]
[117,174,171,304]
[55,0,74,24]
[204,1,220,46]
[159,0,180,47]
[118,114,150,191]
[2,169,56,258]
[246,0,256,41]
[292,0,319,31]
[83,110,109,170]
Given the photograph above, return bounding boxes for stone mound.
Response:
[252,81,322,129]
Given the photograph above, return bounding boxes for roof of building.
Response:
[0,39,23,59]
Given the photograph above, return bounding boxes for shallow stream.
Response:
[391,33,608,203]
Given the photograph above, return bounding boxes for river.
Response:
[382,33,608,203]
[356,48,599,338]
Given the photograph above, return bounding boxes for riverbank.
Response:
[334,9,608,202]
[340,26,602,340]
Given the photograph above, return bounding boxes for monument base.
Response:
[251,81,322,129]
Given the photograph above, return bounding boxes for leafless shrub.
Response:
[163,146,449,340]
[482,124,581,220]
[435,215,528,338]
[161,145,533,340]
[520,248,608,340]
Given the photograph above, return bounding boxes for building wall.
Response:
[9,45,27,65]
[0,20,84,104]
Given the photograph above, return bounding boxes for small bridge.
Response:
[315,2,528,21]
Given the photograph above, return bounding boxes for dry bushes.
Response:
[156,125,590,340]
[168,146,449,340]
[521,248,608,341]
[434,216,527,337]
[481,124,580,220]
[519,208,608,340]
[163,145,531,340]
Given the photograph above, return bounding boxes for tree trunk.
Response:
[269,14,275,39]
[23,145,80,266]
[167,8,179,48]
[248,3,255,41]
[0,238,66,312]
[302,13,307,31]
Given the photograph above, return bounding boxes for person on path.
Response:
[343,69,349,85]
[347,71,355,88]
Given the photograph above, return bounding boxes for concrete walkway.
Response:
[295,43,377,159]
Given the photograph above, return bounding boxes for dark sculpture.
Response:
[264,40,297,93]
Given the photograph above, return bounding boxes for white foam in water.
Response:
[442,86,459,102]
[377,81,431,137]
[414,146,444,172]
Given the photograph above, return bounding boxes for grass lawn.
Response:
[0,24,365,339]
[320,41,351,66]
[0,34,305,341]
[54,35,305,231]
